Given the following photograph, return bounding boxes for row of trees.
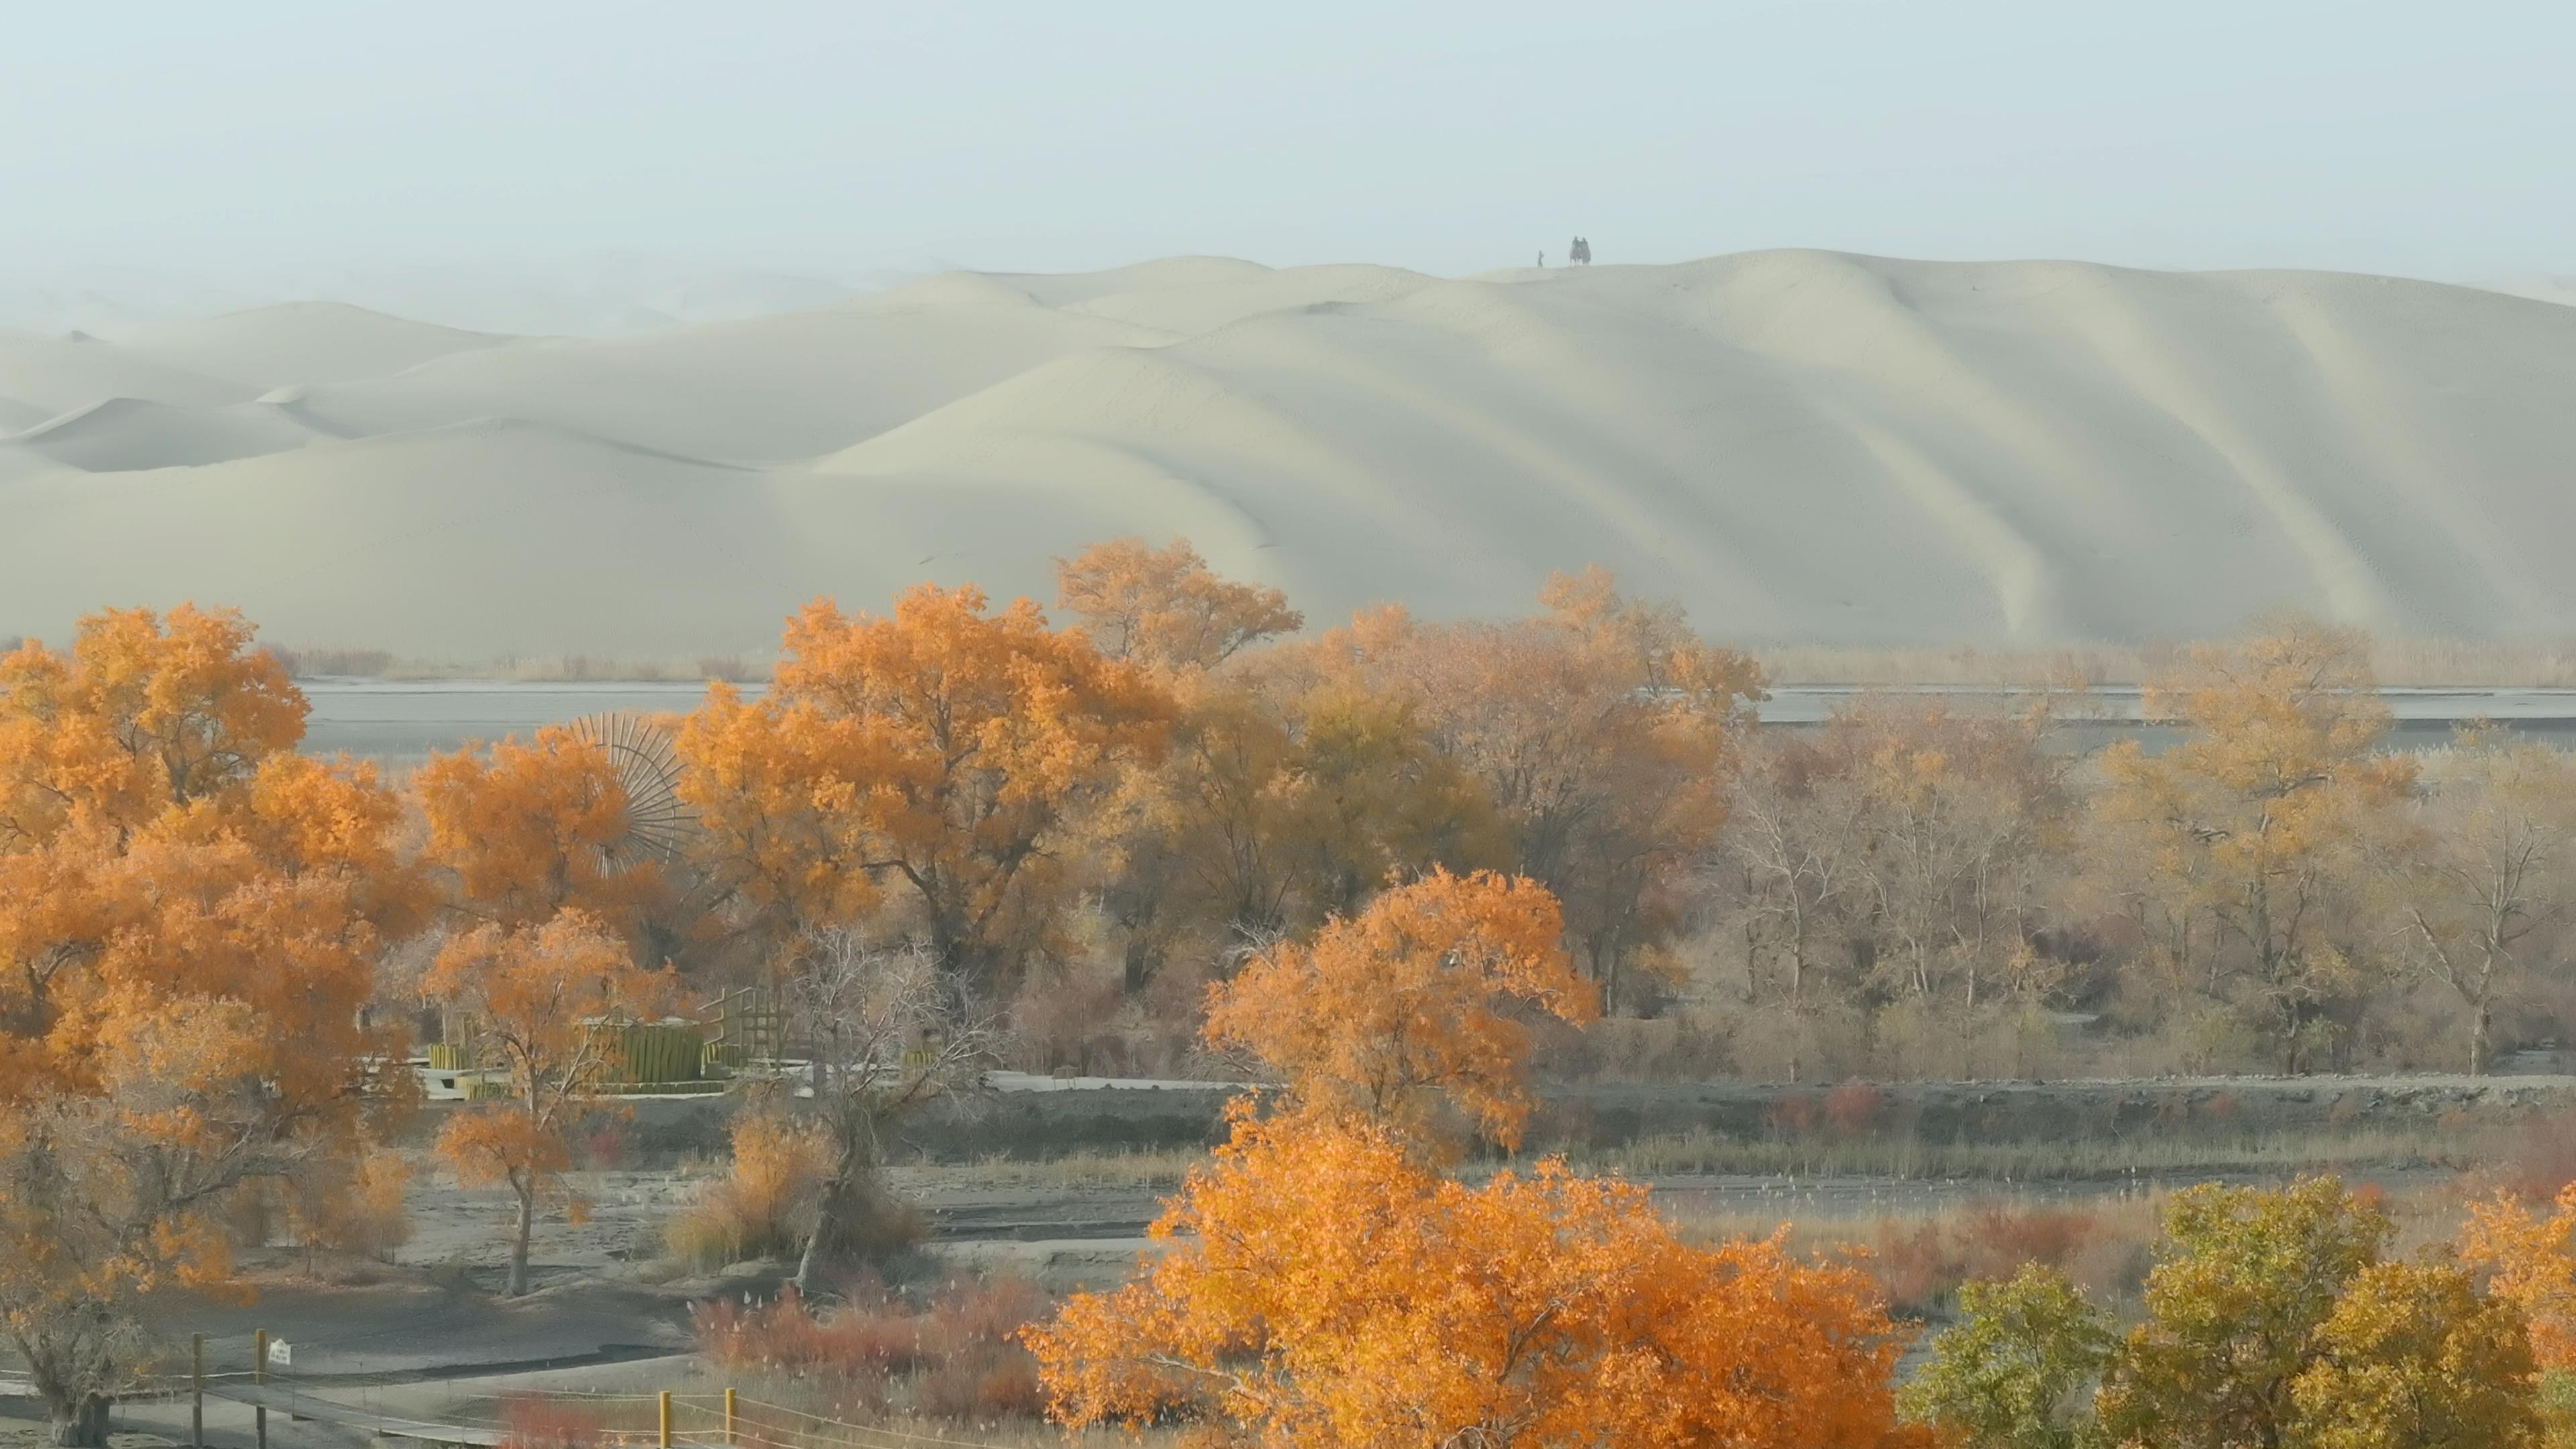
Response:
[1020,866,2576,1447]
[9,541,2576,1438]
[1904,1173,2576,1448]
[1707,625,2576,1081]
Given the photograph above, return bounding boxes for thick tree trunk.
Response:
[2469,1002,2493,1077]
[508,1183,535,1296]
[49,1393,109,1447]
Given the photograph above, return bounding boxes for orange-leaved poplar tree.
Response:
[1024,1105,1925,1448]
[676,584,1171,985]
[415,724,676,932]
[1301,569,1764,1006]
[1030,870,1923,1447]
[1202,867,1593,1150]
[0,606,423,1443]
[2461,1184,2576,1372]
[421,908,663,1296]
[1053,535,1301,674]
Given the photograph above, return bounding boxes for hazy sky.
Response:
[7,0,2571,282]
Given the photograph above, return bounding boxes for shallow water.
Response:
[296,681,2576,762]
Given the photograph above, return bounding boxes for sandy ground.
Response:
[11,254,2576,656]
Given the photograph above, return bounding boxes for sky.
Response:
[5,0,2572,285]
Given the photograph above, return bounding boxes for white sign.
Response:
[266,1340,292,1368]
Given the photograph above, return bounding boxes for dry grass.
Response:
[695,1276,1051,1427]
[890,1149,1207,1195]
[1582,1122,2480,1183]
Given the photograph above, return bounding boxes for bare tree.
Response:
[782,928,1002,1291]
[2386,728,2576,1074]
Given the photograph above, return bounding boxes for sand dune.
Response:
[7,252,2576,657]
[9,396,322,471]
[124,302,509,388]
[0,329,249,415]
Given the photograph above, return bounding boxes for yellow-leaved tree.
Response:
[1201,867,1589,1149]
[420,909,663,1296]
[0,606,423,1443]
[2096,620,2413,1071]
[1026,871,1925,1447]
[415,724,678,951]
[1297,569,1764,1007]
[677,585,1171,985]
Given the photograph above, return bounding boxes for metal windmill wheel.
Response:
[566,710,692,867]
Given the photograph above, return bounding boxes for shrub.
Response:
[1870,1201,2109,1315]
[665,1110,830,1269]
[502,1397,603,1449]
[694,1275,1054,1424]
[1825,1079,1884,1138]
[292,1147,413,1262]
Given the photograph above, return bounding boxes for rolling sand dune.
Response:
[274,282,1177,464]
[0,329,248,415]
[6,251,2576,657]
[10,397,323,472]
[123,301,509,388]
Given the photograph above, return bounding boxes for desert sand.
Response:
[6,251,2576,658]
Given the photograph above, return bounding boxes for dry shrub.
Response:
[502,1397,604,1449]
[291,1147,413,1262]
[695,1275,1052,1424]
[2484,1108,2576,1201]
[1765,1092,1821,1137]
[580,1122,629,1170]
[665,1110,830,1269]
[1824,1079,1884,1138]
[1957,1201,2098,1280]
[1869,1200,2110,1314]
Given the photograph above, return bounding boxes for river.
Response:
[296,680,2576,762]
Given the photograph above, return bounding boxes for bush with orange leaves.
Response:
[2463,1183,2576,1371]
[1025,1106,1925,1448]
[1029,871,1924,1448]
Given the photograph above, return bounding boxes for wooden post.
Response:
[723,1388,737,1446]
[252,1330,268,1449]
[658,1390,673,1449]
[191,1334,204,1449]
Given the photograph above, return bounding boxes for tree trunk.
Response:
[792,1176,845,1294]
[508,1180,535,1296]
[1122,933,1160,996]
[49,1393,109,1447]
[2469,1001,2493,1077]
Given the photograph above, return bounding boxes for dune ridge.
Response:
[5,250,2575,658]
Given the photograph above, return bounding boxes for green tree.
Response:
[1900,1265,2112,1449]
[2098,1178,2392,1449]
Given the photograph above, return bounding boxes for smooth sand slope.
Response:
[5,252,2575,658]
